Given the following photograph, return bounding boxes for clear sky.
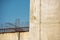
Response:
[0,0,30,28]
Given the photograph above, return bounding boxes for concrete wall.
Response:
[41,0,60,40]
[20,32,29,40]
[30,0,60,40]
[30,0,41,40]
[0,32,29,40]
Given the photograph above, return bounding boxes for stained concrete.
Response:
[0,32,29,40]
[30,0,60,40]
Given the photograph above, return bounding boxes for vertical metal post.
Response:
[18,32,20,40]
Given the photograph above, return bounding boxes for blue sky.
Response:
[0,0,30,28]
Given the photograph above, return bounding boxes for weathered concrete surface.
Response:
[30,0,41,40]
[20,32,29,40]
[0,33,18,40]
[41,0,60,40]
[0,32,29,40]
[30,0,60,40]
